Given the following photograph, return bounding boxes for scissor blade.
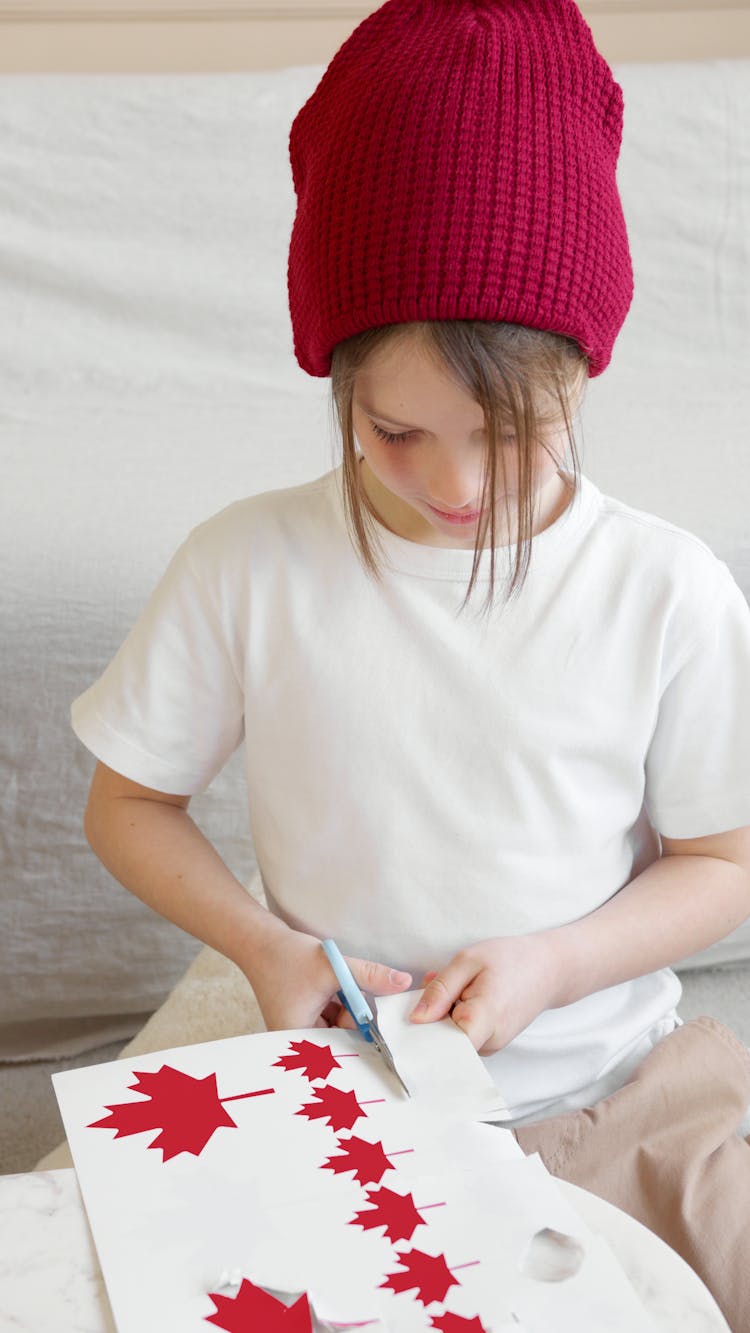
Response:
[369,1020,410,1097]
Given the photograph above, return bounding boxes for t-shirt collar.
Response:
[331,462,601,582]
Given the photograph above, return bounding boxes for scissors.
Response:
[321,938,410,1097]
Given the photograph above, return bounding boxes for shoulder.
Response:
[591,484,720,567]
[178,467,339,577]
[586,482,741,614]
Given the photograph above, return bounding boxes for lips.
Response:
[427,503,483,524]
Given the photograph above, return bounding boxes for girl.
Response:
[75,1,750,1327]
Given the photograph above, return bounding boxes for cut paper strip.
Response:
[205,1277,312,1330]
[273,1040,344,1082]
[88,1064,274,1160]
[374,992,510,1120]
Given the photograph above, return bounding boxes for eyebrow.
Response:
[357,401,488,432]
[357,402,426,429]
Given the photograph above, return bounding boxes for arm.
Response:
[550,825,750,1004]
[83,761,411,1030]
[411,825,750,1053]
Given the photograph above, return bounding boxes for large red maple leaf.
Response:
[296,1084,365,1132]
[205,1278,312,1331]
[88,1065,274,1161]
[431,1316,489,1332]
[321,1134,395,1185]
[350,1186,425,1243]
[380,1248,459,1306]
[272,1039,342,1082]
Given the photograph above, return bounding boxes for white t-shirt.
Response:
[71,464,750,1125]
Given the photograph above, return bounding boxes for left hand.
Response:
[409,933,563,1054]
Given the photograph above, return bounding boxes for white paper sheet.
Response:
[53,1026,659,1333]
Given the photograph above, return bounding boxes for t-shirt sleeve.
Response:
[645,563,750,839]
[70,532,245,795]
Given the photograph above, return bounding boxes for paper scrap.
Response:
[375,990,511,1120]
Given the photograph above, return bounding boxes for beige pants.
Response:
[513,1016,750,1333]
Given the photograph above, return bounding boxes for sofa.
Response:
[2,58,749,1065]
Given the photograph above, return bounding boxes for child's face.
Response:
[352,335,578,548]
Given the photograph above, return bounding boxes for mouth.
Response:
[426,503,484,525]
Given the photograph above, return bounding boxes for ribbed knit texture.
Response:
[287,0,634,379]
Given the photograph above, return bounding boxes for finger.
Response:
[450,995,496,1052]
[409,954,480,1023]
[346,956,412,996]
[320,999,342,1026]
[423,970,438,985]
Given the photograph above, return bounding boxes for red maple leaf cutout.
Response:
[205,1278,312,1331]
[380,1248,459,1306]
[431,1316,489,1333]
[273,1039,342,1082]
[88,1065,273,1161]
[322,1134,395,1185]
[296,1084,365,1132]
[350,1186,425,1243]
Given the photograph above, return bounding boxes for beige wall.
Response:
[1,1,750,72]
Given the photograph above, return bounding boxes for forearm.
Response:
[84,797,289,971]
[550,853,750,1008]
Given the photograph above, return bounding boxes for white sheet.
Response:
[2,60,749,1048]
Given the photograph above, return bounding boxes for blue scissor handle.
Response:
[321,938,374,1042]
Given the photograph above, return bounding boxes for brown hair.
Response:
[328,320,588,620]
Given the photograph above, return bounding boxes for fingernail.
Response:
[411,998,428,1016]
[389,970,411,985]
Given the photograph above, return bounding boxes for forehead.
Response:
[355,333,566,426]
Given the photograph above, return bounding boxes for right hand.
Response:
[240,921,412,1033]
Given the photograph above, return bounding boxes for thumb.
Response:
[346,956,412,996]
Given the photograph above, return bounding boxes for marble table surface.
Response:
[0,1166,731,1332]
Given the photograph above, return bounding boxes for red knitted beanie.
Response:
[287,0,633,379]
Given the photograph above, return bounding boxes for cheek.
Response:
[365,439,413,485]
[382,449,414,482]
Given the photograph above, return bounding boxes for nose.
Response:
[426,456,484,513]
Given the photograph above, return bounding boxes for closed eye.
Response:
[368,419,414,445]
[367,416,517,447]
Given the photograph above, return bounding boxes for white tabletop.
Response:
[0,1167,730,1332]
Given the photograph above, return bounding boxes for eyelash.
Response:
[368,419,414,445]
[367,417,518,447]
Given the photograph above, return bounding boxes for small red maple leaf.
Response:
[88,1065,273,1161]
[380,1248,459,1306]
[273,1039,342,1082]
[431,1316,489,1332]
[205,1278,312,1331]
[296,1084,365,1132]
[350,1186,425,1243]
[321,1134,395,1185]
